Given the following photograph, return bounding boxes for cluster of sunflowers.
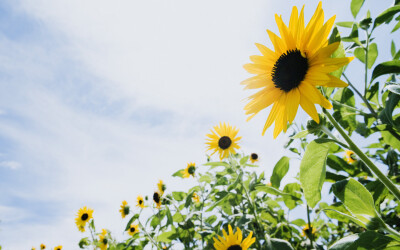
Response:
[72,1,400,249]
[31,244,62,250]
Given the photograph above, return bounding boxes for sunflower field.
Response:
[67,0,400,249]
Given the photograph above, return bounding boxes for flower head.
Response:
[344,150,357,164]
[213,225,256,250]
[75,206,94,232]
[54,246,62,250]
[40,244,46,250]
[157,180,166,195]
[182,162,196,178]
[119,200,130,218]
[250,153,259,163]
[206,122,241,160]
[153,191,162,209]
[136,195,146,208]
[192,193,200,203]
[127,224,139,236]
[301,224,317,238]
[243,2,353,138]
[99,229,108,250]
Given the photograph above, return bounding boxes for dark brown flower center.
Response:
[81,213,89,221]
[218,136,232,150]
[153,192,160,203]
[188,166,196,174]
[271,49,309,92]
[130,227,136,233]
[139,199,143,204]
[227,245,242,250]
[251,153,258,160]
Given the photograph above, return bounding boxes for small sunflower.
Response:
[250,153,259,163]
[182,162,196,178]
[127,224,139,236]
[54,246,62,250]
[344,150,357,164]
[213,225,256,250]
[192,192,200,203]
[153,191,162,209]
[136,195,146,208]
[243,2,353,138]
[119,200,130,218]
[75,206,94,232]
[301,224,317,238]
[99,229,108,250]
[157,180,166,195]
[206,122,241,160]
[32,248,36,250]
[40,244,46,250]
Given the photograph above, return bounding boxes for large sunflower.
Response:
[243,2,353,138]
[119,200,130,218]
[206,122,241,160]
[213,225,256,250]
[127,224,139,236]
[136,195,146,208]
[75,206,94,232]
[181,162,196,178]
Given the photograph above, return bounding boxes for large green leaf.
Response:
[354,43,377,68]
[270,238,294,250]
[329,231,395,250]
[300,139,333,208]
[332,179,380,227]
[382,131,400,151]
[378,92,400,126]
[373,6,400,30]
[282,183,302,210]
[270,156,290,188]
[371,60,400,82]
[351,0,365,18]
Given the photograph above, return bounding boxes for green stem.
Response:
[382,222,400,241]
[139,221,161,250]
[306,205,314,249]
[195,175,205,249]
[364,30,370,96]
[324,109,400,202]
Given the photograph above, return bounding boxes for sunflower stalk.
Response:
[323,109,400,202]
[306,205,314,249]
[364,29,370,96]
[138,221,161,250]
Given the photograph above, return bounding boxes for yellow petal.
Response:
[286,88,300,123]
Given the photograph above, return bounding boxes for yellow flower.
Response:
[157,180,166,195]
[243,2,353,138]
[153,191,162,209]
[213,225,256,250]
[301,224,317,238]
[250,153,259,163]
[136,195,146,208]
[182,162,196,178]
[32,248,36,250]
[344,150,357,164]
[127,224,139,236]
[53,246,62,250]
[192,193,200,203]
[75,206,94,232]
[99,229,108,250]
[206,122,241,160]
[119,200,130,218]
[40,244,46,250]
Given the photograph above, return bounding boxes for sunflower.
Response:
[250,153,259,163]
[127,224,139,236]
[344,150,357,164]
[40,244,46,250]
[213,225,256,250]
[192,192,200,203]
[242,2,353,138]
[157,180,166,195]
[182,162,196,178]
[99,229,108,250]
[119,200,130,218]
[301,224,317,238]
[32,248,36,250]
[206,122,241,160]
[54,246,62,250]
[75,206,94,232]
[136,195,146,208]
[153,191,162,209]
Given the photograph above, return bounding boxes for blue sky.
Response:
[0,0,398,248]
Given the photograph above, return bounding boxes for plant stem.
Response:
[364,30,370,96]
[324,109,400,202]
[382,221,400,241]
[195,175,205,249]
[306,205,314,249]
[139,221,161,250]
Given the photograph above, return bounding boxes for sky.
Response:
[0,0,397,249]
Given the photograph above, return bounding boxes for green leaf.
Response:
[270,156,290,188]
[157,229,177,243]
[371,60,400,82]
[270,238,294,250]
[291,218,306,227]
[382,131,400,151]
[185,190,195,208]
[392,20,400,33]
[332,179,379,226]
[351,0,365,18]
[282,183,302,210]
[300,139,333,208]
[172,191,186,201]
[368,43,378,69]
[205,215,217,225]
[386,84,400,95]
[330,231,395,250]
[336,21,354,28]
[373,6,400,30]
[391,41,396,57]
[150,216,160,229]
[172,169,184,178]
[199,174,213,183]
[291,130,309,139]
[378,92,400,126]
[239,156,249,165]
[328,26,341,44]
[254,184,289,197]
[203,161,230,168]
[125,214,140,231]
[166,207,173,226]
